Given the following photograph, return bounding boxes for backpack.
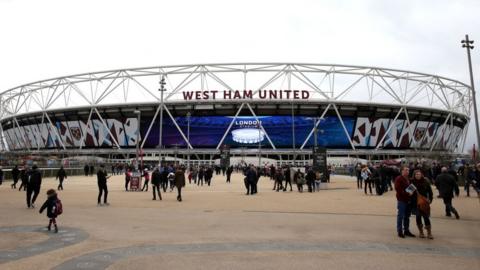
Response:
[55,199,63,216]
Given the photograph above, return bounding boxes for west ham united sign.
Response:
[182,89,310,101]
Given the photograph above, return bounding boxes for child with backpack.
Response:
[39,189,62,233]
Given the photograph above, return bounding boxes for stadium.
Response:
[0,63,473,164]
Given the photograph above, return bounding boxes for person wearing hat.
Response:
[97,164,110,206]
[39,189,61,233]
[26,164,42,208]
[141,168,150,192]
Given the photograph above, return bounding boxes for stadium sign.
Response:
[182,89,310,101]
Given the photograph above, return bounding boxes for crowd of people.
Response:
[1,159,478,239]
[349,161,480,239]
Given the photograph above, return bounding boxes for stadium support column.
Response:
[134,110,141,171]
[187,112,191,172]
[158,75,166,166]
[258,122,261,167]
[462,35,480,154]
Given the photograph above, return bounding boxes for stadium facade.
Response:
[0,63,472,161]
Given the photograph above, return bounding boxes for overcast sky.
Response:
[0,0,479,152]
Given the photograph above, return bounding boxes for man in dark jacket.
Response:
[394,166,415,238]
[306,167,315,193]
[18,166,29,191]
[151,167,162,200]
[0,166,3,185]
[283,166,292,192]
[435,167,460,219]
[56,166,67,190]
[245,165,257,195]
[226,166,233,183]
[174,168,186,201]
[205,166,213,186]
[26,165,42,208]
[97,165,110,206]
[11,165,20,189]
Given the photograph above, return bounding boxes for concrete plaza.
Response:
[0,172,479,269]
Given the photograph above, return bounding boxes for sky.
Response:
[0,0,479,152]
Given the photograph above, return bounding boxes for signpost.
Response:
[220,145,230,168]
[130,171,142,191]
[312,146,327,187]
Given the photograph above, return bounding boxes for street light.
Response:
[158,75,166,166]
[462,35,480,157]
[133,110,141,172]
[187,112,191,172]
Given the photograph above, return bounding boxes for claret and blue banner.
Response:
[3,115,462,151]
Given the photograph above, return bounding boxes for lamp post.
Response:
[187,112,191,172]
[133,110,141,172]
[462,35,480,155]
[158,75,166,166]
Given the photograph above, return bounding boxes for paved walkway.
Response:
[53,240,480,269]
[0,226,88,264]
[0,173,478,269]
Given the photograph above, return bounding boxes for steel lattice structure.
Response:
[0,63,473,157]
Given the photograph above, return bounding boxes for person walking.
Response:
[245,165,257,195]
[11,165,20,189]
[465,164,476,197]
[206,166,213,186]
[97,165,110,206]
[18,166,29,192]
[226,165,233,183]
[435,167,460,219]
[411,170,434,239]
[197,166,205,186]
[253,166,260,194]
[39,189,62,233]
[174,168,186,201]
[84,164,89,176]
[274,169,284,192]
[361,165,373,195]
[192,166,198,184]
[161,166,169,192]
[151,167,162,200]
[294,169,305,192]
[26,165,42,209]
[306,167,315,193]
[314,170,322,192]
[395,166,416,238]
[56,166,67,191]
[141,169,150,192]
[168,171,175,192]
[356,163,363,189]
[124,169,132,191]
[283,166,293,192]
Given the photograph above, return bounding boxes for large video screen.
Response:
[141,116,355,148]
